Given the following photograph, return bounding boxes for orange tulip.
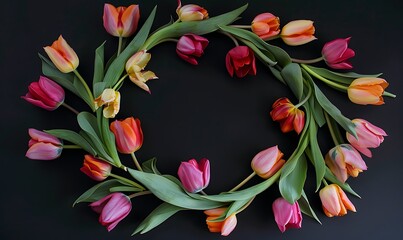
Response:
[270,97,305,134]
[80,155,112,181]
[204,208,237,236]
[110,117,143,154]
[319,184,356,217]
[347,77,389,105]
[44,35,79,73]
[103,3,140,37]
[280,20,316,46]
[251,13,280,40]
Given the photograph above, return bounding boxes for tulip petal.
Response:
[26,142,62,160]
[29,128,61,145]
[120,5,140,37]
[103,4,120,36]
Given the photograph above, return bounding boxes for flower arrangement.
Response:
[23,0,396,236]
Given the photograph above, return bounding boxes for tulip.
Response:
[22,76,65,111]
[280,20,316,46]
[322,37,355,69]
[176,34,209,65]
[270,97,305,134]
[325,144,367,183]
[319,184,356,217]
[176,0,208,22]
[204,208,237,236]
[110,117,143,154]
[251,13,280,40]
[347,77,389,105]
[90,193,132,232]
[225,46,257,78]
[94,88,120,118]
[346,119,387,158]
[272,198,302,232]
[251,145,285,179]
[177,158,210,193]
[26,128,63,160]
[103,3,140,37]
[125,51,158,93]
[44,35,79,73]
[80,155,112,181]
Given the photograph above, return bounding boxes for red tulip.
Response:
[176,34,209,65]
[110,117,143,154]
[270,97,305,134]
[322,37,355,69]
[225,46,256,78]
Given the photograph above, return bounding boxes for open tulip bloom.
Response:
[24,1,397,238]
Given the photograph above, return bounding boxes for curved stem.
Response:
[200,190,208,196]
[73,70,95,110]
[219,30,239,46]
[61,102,79,115]
[324,111,342,146]
[129,190,152,199]
[63,144,82,149]
[295,82,312,108]
[109,173,145,190]
[322,179,329,186]
[130,152,143,171]
[301,64,348,91]
[291,56,323,64]
[117,36,123,56]
[383,91,396,98]
[229,172,256,192]
[113,74,129,90]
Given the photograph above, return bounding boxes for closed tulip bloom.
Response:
[280,20,316,46]
[90,193,132,232]
[322,37,355,69]
[270,97,305,134]
[110,117,143,154]
[103,3,140,37]
[178,158,210,193]
[251,13,280,40]
[22,76,65,111]
[272,198,302,232]
[80,155,112,181]
[204,208,237,236]
[225,46,257,78]
[26,128,63,160]
[94,88,121,118]
[319,184,356,217]
[346,119,387,158]
[125,51,158,93]
[44,35,79,73]
[347,77,389,105]
[176,0,208,21]
[251,145,285,179]
[176,34,209,65]
[325,144,367,183]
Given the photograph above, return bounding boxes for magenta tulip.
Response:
[225,46,257,78]
[322,37,355,69]
[272,198,302,232]
[176,34,209,65]
[26,128,63,160]
[178,158,210,193]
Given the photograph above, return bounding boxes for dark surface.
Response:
[2,0,403,239]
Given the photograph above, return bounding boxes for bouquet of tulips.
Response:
[23,0,395,236]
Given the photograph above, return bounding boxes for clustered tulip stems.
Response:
[23,0,395,237]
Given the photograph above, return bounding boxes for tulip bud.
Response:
[44,35,79,73]
[319,184,356,217]
[176,34,209,65]
[103,3,140,37]
[280,20,316,46]
[177,158,210,193]
[270,97,305,134]
[125,51,158,93]
[325,144,367,183]
[251,13,280,40]
[22,76,65,111]
[94,88,121,118]
[272,198,302,232]
[80,155,112,181]
[225,46,257,78]
[110,117,143,154]
[322,37,355,69]
[26,128,63,160]
[204,208,237,236]
[346,119,387,158]
[176,0,208,22]
[347,77,389,105]
[90,193,132,231]
[251,146,285,179]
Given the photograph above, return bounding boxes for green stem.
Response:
[383,91,396,98]
[128,190,152,199]
[63,145,82,149]
[61,102,79,115]
[73,70,95,110]
[292,56,323,64]
[301,64,348,91]
[322,179,329,186]
[109,173,145,191]
[324,111,342,146]
[113,74,129,90]
[200,190,208,196]
[220,30,239,46]
[229,172,256,192]
[240,38,277,66]
[130,152,143,171]
[229,24,251,29]
[117,36,123,56]
[235,196,255,214]
[295,81,312,108]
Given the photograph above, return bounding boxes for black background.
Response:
[2,0,403,239]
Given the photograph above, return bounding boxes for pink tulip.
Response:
[110,117,143,154]
[176,34,209,65]
[177,158,210,193]
[44,35,79,73]
[90,193,132,232]
[346,119,387,158]
[176,0,208,21]
[225,46,257,78]
[103,3,140,37]
[280,20,316,46]
[80,155,112,181]
[319,184,356,217]
[204,208,237,236]
[26,128,63,160]
[322,37,355,69]
[325,144,367,183]
[272,198,302,232]
[251,13,280,40]
[22,76,65,111]
[270,97,305,134]
[251,145,285,179]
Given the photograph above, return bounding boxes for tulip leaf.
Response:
[281,63,304,100]
[133,203,184,235]
[93,41,105,94]
[109,186,142,193]
[73,179,126,206]
[324,168,360,198]
[269,66,286,84]
[307,115,326,191]
[128,169,225,210]
[142,157,161,174]
[225,198,252,219]
[100,115,120,165]
[303,69,326,127]
[45,129,96,156]
[298,190,321,224]
[77,112,101,139]
[279,154,308,203]
[93,82,107,99]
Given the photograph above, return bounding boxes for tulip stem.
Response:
[229,172,256,192]
[200,190,208,196]
[62,102,80,115]
[235,196,255,214]
[301,64,348,91]
[295,82,312,108]
[220,31,239,46]
[291,57,323,64]
[239,38,277,66]
[113,74,129,90]
[63,144,82,149]
[383,91,396,98]
[322,179,329,186]
[324,112,342,146]
[128,190,152,199]
[229,25,251,29]
[109,173,145,191]
[117,36,123,57]
[73,70,95,110]
[130,152,143,171]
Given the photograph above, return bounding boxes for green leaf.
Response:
[269,66,285,84]
[298,191,321,224]
[308,116,326,191]
[279,154,307,203]
[45,129,96,155]
[93,41,106,95]
[304,65,382,84]
[281,63,304,100]
[133,203,184,235]
[100,115,120,165]
[302,69,326,127]
[225,198,252,218]
[142,158,161,174]
[73,179,125,206]
[128,169,224,210]
[77,112,101,139]
[324,168,360,198]
[109,186,142,193]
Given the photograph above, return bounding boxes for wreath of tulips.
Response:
[23,0,396,236]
